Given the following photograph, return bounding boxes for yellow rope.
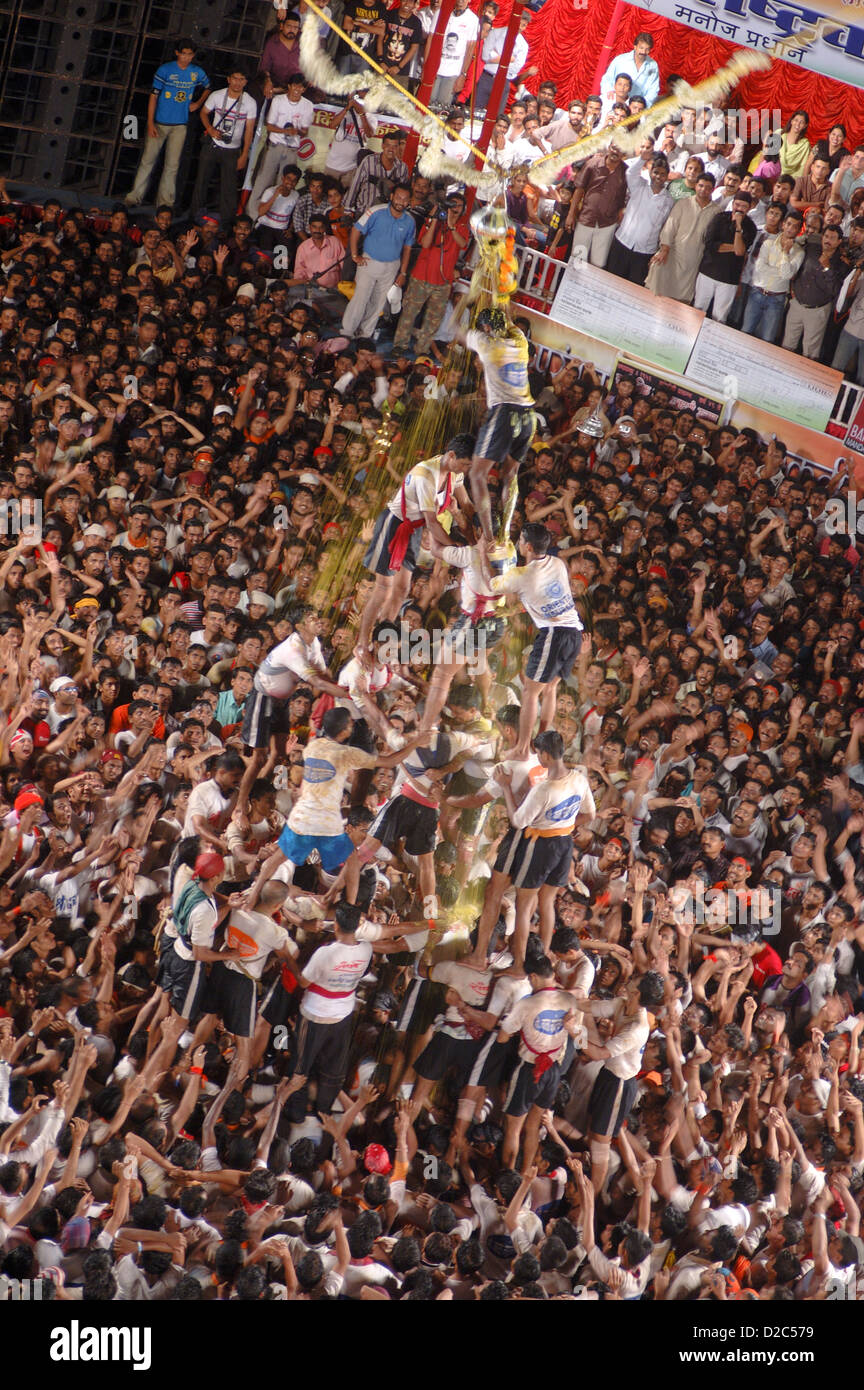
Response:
[300,0,494,168]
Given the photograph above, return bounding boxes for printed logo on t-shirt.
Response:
[546,793,581,823]
[332,957,365,976]
[500,362,527,385]
[534,1008,567,1035]
[227,925,258,958]
[303,757,337,783]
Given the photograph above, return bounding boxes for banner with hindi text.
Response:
[627,0,864,90]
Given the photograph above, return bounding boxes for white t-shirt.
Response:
[326,107,379,173]
[225,908,294,980]
[500,986,577,1064]
[300,940,373,1021]
[511,768,595,834]
[392,729,477,802]
[256,632,327,698]
[430,960,493,1039]
[488,972,532,1024]
[267,94,314,147]
[385,456,463,522]
[205,88,258,149]
[33,861,102,921]
[257,187,299,230]
[491,554,583,630]
[440,543,498,617]
[485,753,545,801]
[337,655,394,719]
[603,1001,651,1080]
[439,6,480,75]
[287,737,377,837]
[183,778,233,837]
[172,886,218,963]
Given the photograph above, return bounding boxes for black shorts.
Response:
[242,687,293,749]
[414,1030,480,1083]
[396,977,446,1036]
[475,403,536,465]
[294,1010,354,1081]
[449,612,505,659]
[493,825,525,877]
[588,1066,638,1137]
[156,933,177,990]
[201,961,257,1038]
[466,1032,519,1089]
[364,509,421,577]
[525,626,583,684]
[368,793,437,857]
[163,946,207,1022]
[511,832,573,890]
[261,972,294,1028]
[504,1056,562,1117]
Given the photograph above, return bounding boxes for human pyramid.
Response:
[198,291,660,1193]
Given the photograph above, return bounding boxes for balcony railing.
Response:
[504,242,862,439]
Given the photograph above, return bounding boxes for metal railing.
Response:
[507,243,862,437]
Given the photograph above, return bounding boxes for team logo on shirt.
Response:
[534,1008,567,1035]
[546,794,581,823]
[227,926,257,958]
[303,757,336,783]
[500,363,527,385]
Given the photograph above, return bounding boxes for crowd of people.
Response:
[0,3,862,1307]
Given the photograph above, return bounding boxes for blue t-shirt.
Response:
[152,61,209,125]
[356,204,416,263]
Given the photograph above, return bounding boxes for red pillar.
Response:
[402,0,457,170]
[464,3,526,218]
[590,0,626,95]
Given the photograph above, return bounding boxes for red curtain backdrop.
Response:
[484,0,864,147]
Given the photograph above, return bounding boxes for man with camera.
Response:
[392,192,468,359]
[246,73,314,219]
[282,214,347,316]
[190,67,257,227]
[344,132,409,219]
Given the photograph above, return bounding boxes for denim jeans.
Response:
[741,287,787,343]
